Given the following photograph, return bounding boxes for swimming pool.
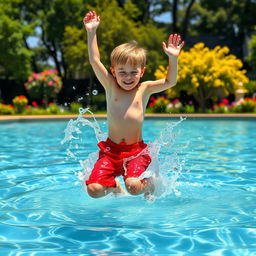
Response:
[0,117,256,255]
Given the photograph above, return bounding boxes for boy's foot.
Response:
[143,177,155,200]
[113,179,127,196]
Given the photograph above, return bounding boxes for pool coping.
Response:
[1,113,256,123]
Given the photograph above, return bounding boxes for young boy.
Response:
[83,11,184,198]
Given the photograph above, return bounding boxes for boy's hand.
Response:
[83,11,100,32]
[162,34,184,58]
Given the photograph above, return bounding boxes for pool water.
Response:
[0,117,256,255]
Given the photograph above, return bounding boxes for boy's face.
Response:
[110,62,145,91]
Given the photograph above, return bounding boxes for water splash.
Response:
[61,108,107,147]
[62,109,188,201]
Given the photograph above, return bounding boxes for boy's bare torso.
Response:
[106,80,150,145]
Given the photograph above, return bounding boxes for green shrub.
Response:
[12,95,28,113]
[91,94,106,111]
[47,103,61,114]
[69,102,83,114]
[244,80,256,95]
[23,106,48,115]
[183,104,195,113]
[232,98,256,113]
[0,104,15,115]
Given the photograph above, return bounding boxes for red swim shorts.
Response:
[85,138,151,187]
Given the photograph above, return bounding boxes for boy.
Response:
[83,11,184,198]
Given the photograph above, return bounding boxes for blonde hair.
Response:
[110,41,147,68]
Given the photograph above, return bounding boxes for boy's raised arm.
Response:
[146,34,184,94]
[83,11,113,89]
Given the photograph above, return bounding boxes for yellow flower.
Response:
[154,42,249,105]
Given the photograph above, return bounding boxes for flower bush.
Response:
[148,96,170,113]
[233,97,256,113]
[183,101,195,113]
[24,70,62,104]
[166,98,183,113]
[0,104,15,115]
[155,43,249,111]
[23,102,63,115]
[148,97,197,113]
[212,97,256,113]
[12,95,28,113]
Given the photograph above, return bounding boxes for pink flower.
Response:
[173,99,180,104]
[48,69,56,74]
[221,99,229,105]
[48,81,53,86]
[28,77,33,82]
[32,73,39,79]
[32,101,38,108]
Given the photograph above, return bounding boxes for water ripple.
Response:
[0,119,256,255]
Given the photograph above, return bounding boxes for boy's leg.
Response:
[125,177,154,196]
[87,181,123,198]
[86,155,125,198]
[124,153,153,196]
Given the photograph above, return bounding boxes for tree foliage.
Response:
[155,43,249,110]
[0,0,34,80]
[0,0,255,82]
[192,0,256,45]
[248,31,256,73]
[63,0,167,80]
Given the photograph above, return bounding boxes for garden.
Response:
[1,42,256,116]
[0,0,256,116]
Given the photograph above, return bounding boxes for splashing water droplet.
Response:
[79,107,89,115]
[62,110,188,202]
[92,90,98,95]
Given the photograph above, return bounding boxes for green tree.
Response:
[36,0,88,79]
[193,0,256,54]
[248,31,256,72]
[149,0,196,39]
[63,0,167,81]
[0,0,34,80]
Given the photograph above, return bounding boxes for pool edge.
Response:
[1,113,256,123]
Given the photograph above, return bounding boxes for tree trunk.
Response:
[41,27,62,77]
[181,0,196,39]
[192,87,207,112]
[60,47,67,80]
[23,36,39,73]
[172,0,178,32]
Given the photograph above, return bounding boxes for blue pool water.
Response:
[0,117,256,255]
